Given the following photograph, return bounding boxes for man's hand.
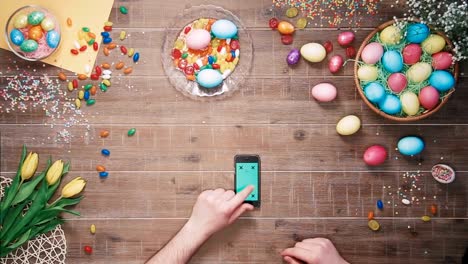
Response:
[281,238,348,264]
[186,186,255,238]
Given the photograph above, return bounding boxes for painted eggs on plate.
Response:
[196,69,223,88]
[211,19,238,39]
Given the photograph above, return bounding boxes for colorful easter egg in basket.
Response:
[354,20,458,121]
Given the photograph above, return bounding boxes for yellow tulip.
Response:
[61,177,86,198]
[21,152,38,181]
[46,160,64,186]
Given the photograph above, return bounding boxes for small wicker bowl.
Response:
[354,19,459,122]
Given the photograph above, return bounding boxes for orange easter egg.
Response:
[277,21,295,35]
[28,26,43,41]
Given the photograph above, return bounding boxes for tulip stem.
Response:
[48,196,63,208]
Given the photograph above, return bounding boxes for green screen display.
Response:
[235,162,259,201]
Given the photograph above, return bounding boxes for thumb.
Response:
[283,256,303,264]
[228,203,253,224]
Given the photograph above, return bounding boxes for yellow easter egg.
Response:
[407,62,432,83]
[380,25,402,45]
[401,92,420,116]
[13,14,28,28]
[40,17,55,31]
[336,115,361,136]
[357,65,378,81]
[421,34,445,54]
[300,43,326,63]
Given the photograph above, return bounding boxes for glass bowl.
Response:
[5,5,61,61]
[162,5,253,100]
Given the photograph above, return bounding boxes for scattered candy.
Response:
[345,46,356,58]
[123,67,133,75]
[84,245,93,254]
[90,224,96,234]
[66,17,72,27]
[269,18,279,29]
[277,21,295,35]
[367,211,374,220]
[119,6,128,14]
[295,17,308,29]
[337,31,355,47]
[376,199,384,210]
[127,128,136,136]
[323,41,333,54]
[286,48,300,65]
[430,204,437,215]
[86,99,95,106]
[281,34,293,45]
[285,7,299,18]
[328,55,343,73]
[421,216,431,222]
[120,45,128,55]
[133,52,140,63]
[58,72,67,81]
[431,164,455,183]
[401,198,411,205]
[120,30,127,40]
[77,74,87,80]
[96,165,106,172]
[99,171,109,178]
[101,149,110,156]
[100,130,110,138]
[115,61,124,70]
[368,220,380,231]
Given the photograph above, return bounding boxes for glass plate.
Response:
[161,5,253,100]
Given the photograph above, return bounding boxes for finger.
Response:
[283,256,304,264]
[228,185,254,209]
[228,203,253,224]
[302,238,331,248]
[281,247,316,263]
[212,188,225,196]
[221,190,235,201]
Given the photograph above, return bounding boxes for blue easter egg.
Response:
[211,19,238,39]
[382,50,403,73]
[397,136,425,156]
[406,23,430,43]
[429,70,455,92]
[10,29,24,46]
[46,30,60,48]
[379,94,402,115]
[196,69,223,88]
[364,82,386,104]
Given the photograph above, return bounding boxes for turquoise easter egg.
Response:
[196,69,223,88]
[28,11,45,25]
[211,19,238,39]
[406,23,430,43]
[397,136,424,156]
[379,94,402,115]
[382,50,403,73]
[364,82,386,104]
[10,29,24,46]
[46,30,60,48]
[429,70,455,92]
[20,39,38,52]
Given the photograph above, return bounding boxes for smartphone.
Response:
[234,155,261,208]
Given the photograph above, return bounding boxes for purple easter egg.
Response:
[287,48,300,65]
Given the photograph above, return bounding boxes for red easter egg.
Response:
[345,46,356,58]
[363,145,387,166]
[281,34,293,45]
[323,41,333,54]
[419,86,440,110]
[337,31,355,47]
[328,55,344,73]
[402,44,422,65]
[387,73,407,93]
[432,52,453,70]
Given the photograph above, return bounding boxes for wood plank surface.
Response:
[1,0,467,263]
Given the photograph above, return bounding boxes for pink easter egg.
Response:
[186,29,211,50]
[418,86,440,110]
[310,83,337,102]
[432,52,453,70]
[337,31,355,47]
[363,145,387,166]
[387,73,407,93]
[402,44,422,65]
[361,42,384,64]
[328,55,344,73]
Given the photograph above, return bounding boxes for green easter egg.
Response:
[28,11,45,25]
[20,39,38,52]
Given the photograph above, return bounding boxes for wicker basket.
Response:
[354,19,459,122]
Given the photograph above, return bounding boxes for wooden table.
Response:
[1,0,467,263]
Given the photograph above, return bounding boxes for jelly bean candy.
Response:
[75,99,81,109]
[100,130,109,137]
[104,21,113,26]
[103,25,112,32]
[95,66,102,76]
[91,73,99,80]
[78,90,84,100]
[102,79,111,87]
[70,49,79,55]
[133,52,140,63]
[120,30,126,40]
[208,56,214,64]
[421,215,431,222]
[67,18,72,27]
[103,37,112,44]
[430,204,437,215]
[86,99,95,105]
[84,91,90,100]
[281,34,293,45]
[230,50,236,58]
[88,39,95,45]
[120,45,128,54]
[96,165,106,172]
[285,7,299,18]
[178,59,188,69]
[116,61,124,70]
[123,67,133,74]
[128,48,135,57]
[346,46,357,58]
[99,171,109,178]
[90,86,97,95]
[119,6,128,14]
[58,72,67,81]
[90,224,96,234]
[67,82,74,91]
[100,83,108,92]
[368,220,380,231]
[377,200,384,210]
[230,40,240,50]
[323,41,333,54]
[84,245,93,254]
[101,32,110,38]
[78,74,87,80]
[269,18,279,29]
[367,211,374,220]
[296,18,308,29]
[212,63,220,70]
[172,49,182,59]
[72,79,78,88]
[82,27,90,32]
[184,26,191,34]
[93,42,99,51]
[84,84,93,90]
[101,149,110,156]
[127,128,136,136]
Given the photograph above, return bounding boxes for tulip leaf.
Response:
[0,200,29,240]
[6,228,31,249]
[0,146,27,214]
[55,196,83,208]
[10,161,49,206]
[46,176,61,201]
[29,218,64,240]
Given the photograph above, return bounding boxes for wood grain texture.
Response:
[0,0,467,263]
